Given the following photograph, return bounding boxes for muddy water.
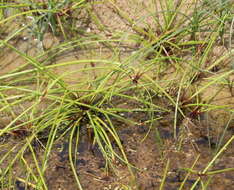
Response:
[45,104,234,190]
[0,87,233,190]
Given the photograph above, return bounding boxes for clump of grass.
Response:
[0,0,234,189]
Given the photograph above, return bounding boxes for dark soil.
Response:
[1,94,233,190]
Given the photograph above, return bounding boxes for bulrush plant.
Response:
[0,0,234,189]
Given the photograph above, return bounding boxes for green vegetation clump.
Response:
[0,0,234,189]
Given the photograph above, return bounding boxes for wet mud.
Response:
[1,93,233,190]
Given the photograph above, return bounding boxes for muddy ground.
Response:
[1,92,234,190]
